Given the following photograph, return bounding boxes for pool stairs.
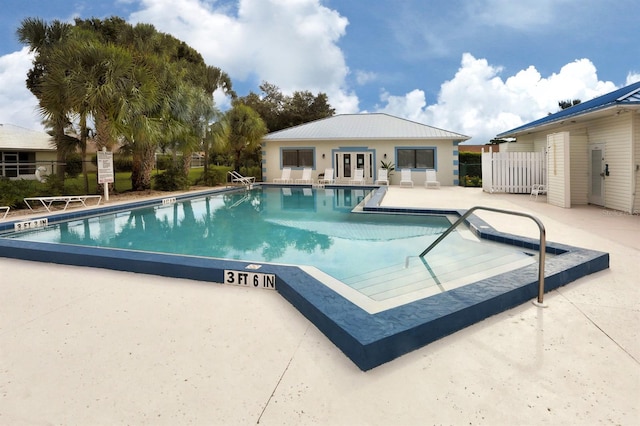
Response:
[342,237,536,303]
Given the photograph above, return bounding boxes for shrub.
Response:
[153,166,190,191]
[240,165,262,181]
[114,155,133,172]
[196,166,231,186]
[0,178,43,208]
[65,153,83,178]
[155,155,172,171]
[463,175,482,187]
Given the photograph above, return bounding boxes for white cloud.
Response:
[626,72,640,85]
[355,70,377,86]
[376,53,618,144]
[0,47,41,130]
[129,0,358,111]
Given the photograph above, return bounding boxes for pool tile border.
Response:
[0,186,609,371]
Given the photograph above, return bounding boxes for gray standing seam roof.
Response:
[497,81,640,137]
[263,113,470,141]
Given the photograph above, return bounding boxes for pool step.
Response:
[342,239,537,302]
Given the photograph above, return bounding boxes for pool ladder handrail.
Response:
[419,206,547,306]
[228,170,255,190]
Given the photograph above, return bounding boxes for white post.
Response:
[102,147,109,202]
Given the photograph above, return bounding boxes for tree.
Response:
[222,104,267,172]
[199,65,235,175]
[17,18,74,178]
[237,82,334,132]
[558,99,581,110]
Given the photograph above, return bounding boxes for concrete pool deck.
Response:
[1,186,638,425]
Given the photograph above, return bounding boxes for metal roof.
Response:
[497,81,640,138]
[0,123,54,151]
[263,113,470,141]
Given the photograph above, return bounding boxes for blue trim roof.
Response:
[497,81,640,137]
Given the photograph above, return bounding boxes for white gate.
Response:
[482,149,546,193]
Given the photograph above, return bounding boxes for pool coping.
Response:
[0,186,609,371]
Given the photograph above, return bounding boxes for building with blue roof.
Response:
[491,81,640,213]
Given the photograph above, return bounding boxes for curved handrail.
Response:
[419,206,547,305]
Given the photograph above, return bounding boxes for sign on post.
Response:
[97,148,114,201]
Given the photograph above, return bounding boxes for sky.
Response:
[1,0,638,145]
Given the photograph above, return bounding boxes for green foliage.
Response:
[463,175,482,187]
[240,165,262,181]
[154,155,173,171]
[380,160,395,177]
[237,81,335,132]
[64,153,83,178]
[0,178,43,208]
[458,151,481,164]
[196,166,232,186]
[458,151,482,186]
[114,155,133,172]
[153,166,190,191]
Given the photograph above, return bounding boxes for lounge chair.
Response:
[295,167,313,184]
[349,168,365,185]
[1,206,9,220]
[318,168,335,184]
[530,184,547,200]
[424,169,440,189]
[375,169,389,186]
[400,169,414,187]
[273,167,293,183]
[23,195,102,212]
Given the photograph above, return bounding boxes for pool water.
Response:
[5,187,449,276]
[4,186,535,307]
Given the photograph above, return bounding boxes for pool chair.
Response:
[349,168,365,185]
[375,169,389,186]
[1,206,9,220]
[319,168,335,184]
[424,169,440,189]
[273,167,292,183]
[530,184,547,200]
[400,169,414,187]
[295,167,313,184]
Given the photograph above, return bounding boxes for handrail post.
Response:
[420,206,547,306]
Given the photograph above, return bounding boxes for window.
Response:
[397,148,435,169]
[282,148,314,167]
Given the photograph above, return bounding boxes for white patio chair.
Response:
[530,184,547,200]
[349,168,365,185]
[400,169,414,187]
[319,168,335,184]
[424,169,440,189]
[375,169,389,186]
[295,167,313,184]
[273,167,292,183]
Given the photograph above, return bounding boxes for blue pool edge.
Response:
[0,186,610,371]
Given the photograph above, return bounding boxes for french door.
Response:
[334,151,373,183]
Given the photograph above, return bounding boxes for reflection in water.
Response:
[8,187,450,279]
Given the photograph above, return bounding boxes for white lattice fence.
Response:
[482,150,546,193]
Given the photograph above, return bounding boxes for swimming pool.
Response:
[0,185,609,370]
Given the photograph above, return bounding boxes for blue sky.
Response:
[1,0,638,144]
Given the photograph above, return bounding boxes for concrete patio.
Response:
[1,186,638,425]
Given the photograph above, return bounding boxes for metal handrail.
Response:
[419,206,547,305]
[227,171,255,189]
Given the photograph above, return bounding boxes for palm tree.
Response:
[223,104,267,172]
[200,65,235,174]
[17,18,74,178]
